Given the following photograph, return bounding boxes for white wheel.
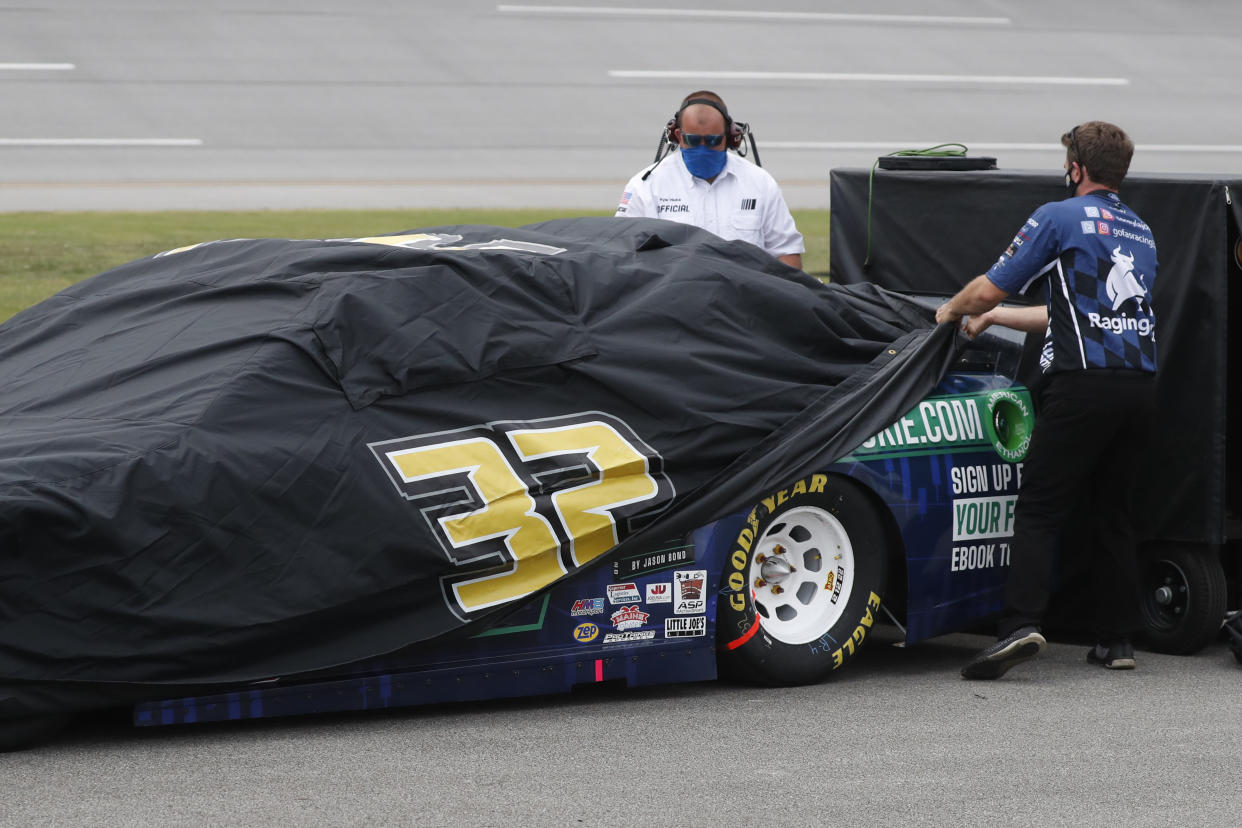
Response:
[719,473,889,684]
[750,506,855,645]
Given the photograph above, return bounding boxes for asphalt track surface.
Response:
[2,0,1242,211]
[2,629,1240,826]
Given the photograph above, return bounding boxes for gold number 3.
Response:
[369,413,675,618]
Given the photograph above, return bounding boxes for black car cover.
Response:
[0,217,960,722]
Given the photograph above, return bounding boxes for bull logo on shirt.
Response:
[1105,246,1146,311]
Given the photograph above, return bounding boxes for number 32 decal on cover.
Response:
[370,412,675,619]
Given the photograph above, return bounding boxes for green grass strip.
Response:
[0,208,829,323]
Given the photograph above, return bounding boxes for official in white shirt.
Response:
[615,97,805,269]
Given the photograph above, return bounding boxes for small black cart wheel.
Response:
[1139,544,1226,655]
[717,473,888,685]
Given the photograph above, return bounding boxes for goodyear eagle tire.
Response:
[717,473,887,685]
[1139,544,1227,655]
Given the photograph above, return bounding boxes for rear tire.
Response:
[1139,544,1226,655]
[717,473,888,684]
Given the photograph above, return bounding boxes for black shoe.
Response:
[961,626,1046,680]
[1087,640,1136,670]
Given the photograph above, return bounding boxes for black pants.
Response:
[1001,369,1155,639]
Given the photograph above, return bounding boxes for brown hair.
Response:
[1061,121,1134,190]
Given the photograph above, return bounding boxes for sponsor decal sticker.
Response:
[829,564,846,604]
[665,616,707,638]
[1100,208,1114,220]
[948,456,1022,572]
[674,569,707,615]
[855,397,987,454]
[1084,206,1100,218]
[606,583,641,605]
[574,622,600,643]
[570,598,605,617]
[610,605,650,631]
[952,495,1018,541]
[951,542,1011,571]
[1081,220,1097,234]
[603,630,656,644]
[612,545,694,579]
[646,582,672,604]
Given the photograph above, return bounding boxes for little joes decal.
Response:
[665,616,706,638]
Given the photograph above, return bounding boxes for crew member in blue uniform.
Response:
[935,121,1158,679]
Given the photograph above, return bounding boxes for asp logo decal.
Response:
[673,569,707,615]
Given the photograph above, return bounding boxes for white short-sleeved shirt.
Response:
[614,151,805,258]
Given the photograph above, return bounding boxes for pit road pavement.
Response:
[2,630,1239,826]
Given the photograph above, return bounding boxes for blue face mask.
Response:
[681,145,727,180]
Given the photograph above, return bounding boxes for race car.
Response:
[126,362,1032,734]
[0,217,1029,748]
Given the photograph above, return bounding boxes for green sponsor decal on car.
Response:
[841,387,1033,463]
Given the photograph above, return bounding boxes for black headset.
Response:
[646,94,761,177]
[669,97,742,150]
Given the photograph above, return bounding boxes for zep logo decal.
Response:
[573,622,600,643]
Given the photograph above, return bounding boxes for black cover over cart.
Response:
[830,166,1242,652]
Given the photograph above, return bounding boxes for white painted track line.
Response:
[0,63,75,70]
[0,138,203,146]
[498,5,1011,26]
[610,70,1128,86]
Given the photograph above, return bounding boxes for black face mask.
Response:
[1065,163,1079,197]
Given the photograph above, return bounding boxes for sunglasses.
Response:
[681,133,725,148]
[1067,124,1082,163]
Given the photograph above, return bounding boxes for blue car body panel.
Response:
[137,370,1031,729]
